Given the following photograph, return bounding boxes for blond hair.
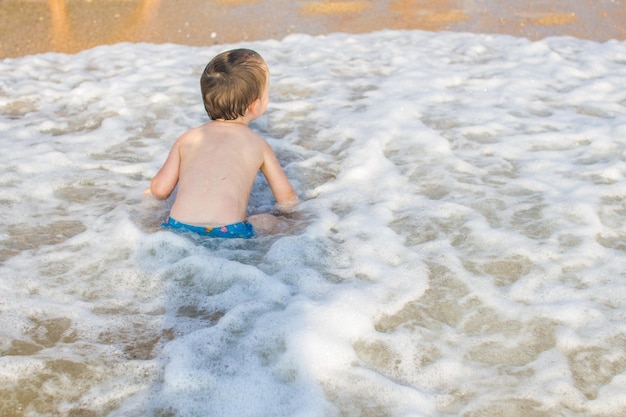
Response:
[200,49,268,120]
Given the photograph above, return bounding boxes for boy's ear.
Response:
[247,98,261,115]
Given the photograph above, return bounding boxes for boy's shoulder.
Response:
[178,121,269,148]
[178,122,224,142]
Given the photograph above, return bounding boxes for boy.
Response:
[148,48,299,238]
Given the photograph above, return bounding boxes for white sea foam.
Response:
[1,30,626,417]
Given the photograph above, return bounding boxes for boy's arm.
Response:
[149,138,182,200]
[260,142,299,208]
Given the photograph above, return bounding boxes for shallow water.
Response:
[0,30,625,417]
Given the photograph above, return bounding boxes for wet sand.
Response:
[0,0,625,59]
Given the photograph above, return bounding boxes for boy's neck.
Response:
[214,118,249,126]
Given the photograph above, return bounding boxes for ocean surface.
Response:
[1,30,625,417]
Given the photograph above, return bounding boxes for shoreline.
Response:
[1,0,625,59]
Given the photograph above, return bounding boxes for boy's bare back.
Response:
[151,120,297,227]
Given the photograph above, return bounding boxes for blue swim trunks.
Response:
[162,217,254,239]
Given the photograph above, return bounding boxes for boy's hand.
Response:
[275,197,300,212]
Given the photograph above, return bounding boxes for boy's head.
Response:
[200,49,268,120]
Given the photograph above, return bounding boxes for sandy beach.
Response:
[1,0,625,59]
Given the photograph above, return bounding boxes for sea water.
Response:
[1,30,625,417]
